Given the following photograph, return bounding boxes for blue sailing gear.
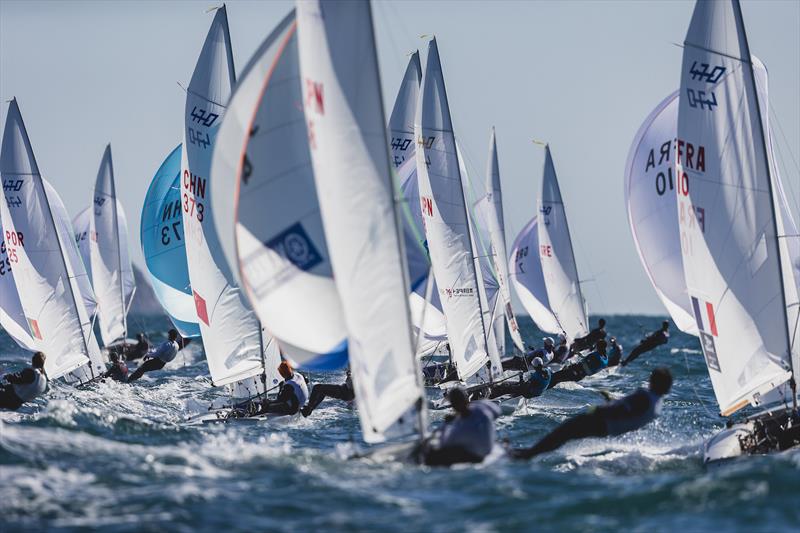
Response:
[150,340,180,363]
[438,400,502,458]
[581,350,608,375]
[601,388,663,436]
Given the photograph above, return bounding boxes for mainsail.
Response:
[296,0,426,442]
[415,38,491,380]
[0,214,38,351]
[0,99,102,380]
[140,144,201,337]
[90,145,135,344]
[676,0,797,415]
[181,5,266,386]
[537,145,588,341]
[387,51,448,355]
[218,10,348,369]
[508,216,561,335]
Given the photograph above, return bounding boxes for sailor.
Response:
[552,334,571,364]
[502,337,555,372]
[607,337,624,367]
[301,367,355,417]
[102,352,129,382]
[512,368,672,459]
[0,352,48,410]
[127,329,180,383]
[423,386,502,466]
[570,318,607,353]
[620,321,670,367]
[548,339,609,388]
[124,333,150,361]
[484,357,552,400]
[257,361,309,416]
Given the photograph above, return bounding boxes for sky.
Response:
[1,0,798,316]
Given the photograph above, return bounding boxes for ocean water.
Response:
[1,314,798,532]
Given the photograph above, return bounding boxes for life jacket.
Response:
[12,368,48,402]
[582,350,608,375]
[286,373,309,406]
[604,389,662,436]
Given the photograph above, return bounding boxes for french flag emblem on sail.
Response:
[193,290,209,326]
[27,318,42,340]
[691,296,718,336]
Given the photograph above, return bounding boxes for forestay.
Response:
[537,145,588,342]
[508,216,561,334]
[415,38,491,381]
[387,51,448,354]
[0,99,102,380]
[296,0,425,442]
[483,129,525,353]
[182,5,265,386]
[90,145,135,344]
[676,0,797,415]
[221,10,348,369]
[140,145,201,337]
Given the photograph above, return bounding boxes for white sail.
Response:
[415,38,490,380]
[181,6,265,386]
[483,129,524,353]
[90,145,135,344]
[387,51,448,353]
[509,216,561,334]
[219,11,348,370]
[73,206,92,279]
[677,0,795,415]
[296,0,425,442]
[0,99,102,380]
[537,145,588,341]
[624,91,698,335]
[0,213,38,351]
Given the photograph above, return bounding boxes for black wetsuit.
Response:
[513,388,662,459]
[487,369,552,399]
[570,326,606,353]
[621,330,668,366]
[260,382,303,416]
[607,343,623,367]
[0,368,45,410]
[127,358,166,382]
[302,376,354,416]
[548,351,608,388]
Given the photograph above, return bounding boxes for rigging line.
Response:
[683,348,717,420]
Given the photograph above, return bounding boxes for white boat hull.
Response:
[703,421,753,464]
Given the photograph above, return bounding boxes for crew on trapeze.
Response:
[254,361,309,416]
[502,337,554,372]
[301,367,355,417]
[606,337,624,367]
[620,321,670,367]
[548,339,609,388]
[512,368,672,459]
[0,352,48,410]
[475,357,552,401]
[421,386,502,466]
[570,318,607,353]
[127,329,180,383]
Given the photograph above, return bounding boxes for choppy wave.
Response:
[1,315,798,531]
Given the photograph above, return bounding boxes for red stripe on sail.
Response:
[705,301,718,337]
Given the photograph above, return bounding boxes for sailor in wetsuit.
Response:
[258,361,309,416]
[0,352,48,410]
[502,337,555,372]
[620,321,670,367]
[552,334,571,364]
[127,329,180,383]
[513,368,672,459]
[423,386,502,466]
[102,352,129,382]
[548,339,609,388]
[607,337,624,367]
[301,368,355,417]
[570,318,607,353]
[484,357,552,400]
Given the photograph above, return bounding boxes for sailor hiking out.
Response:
[620,321,670,367]
[127,329,180,383]
[570,318,606,353]
[502,337,554,372]
[255,361,309,416]
[301,368,354,417]
[480,357,552,400]
[0,352,48,410]
[548,339,609,388]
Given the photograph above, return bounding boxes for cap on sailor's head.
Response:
[532,357,544,368]
[543,337,554,347]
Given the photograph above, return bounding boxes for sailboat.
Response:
[672,0,800,463]
[181,4,281,412]
[295,0,426,444]
[72,145,137,353]
[0,99,105,383]
[415,38,505,393]
[537,144,589,343]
